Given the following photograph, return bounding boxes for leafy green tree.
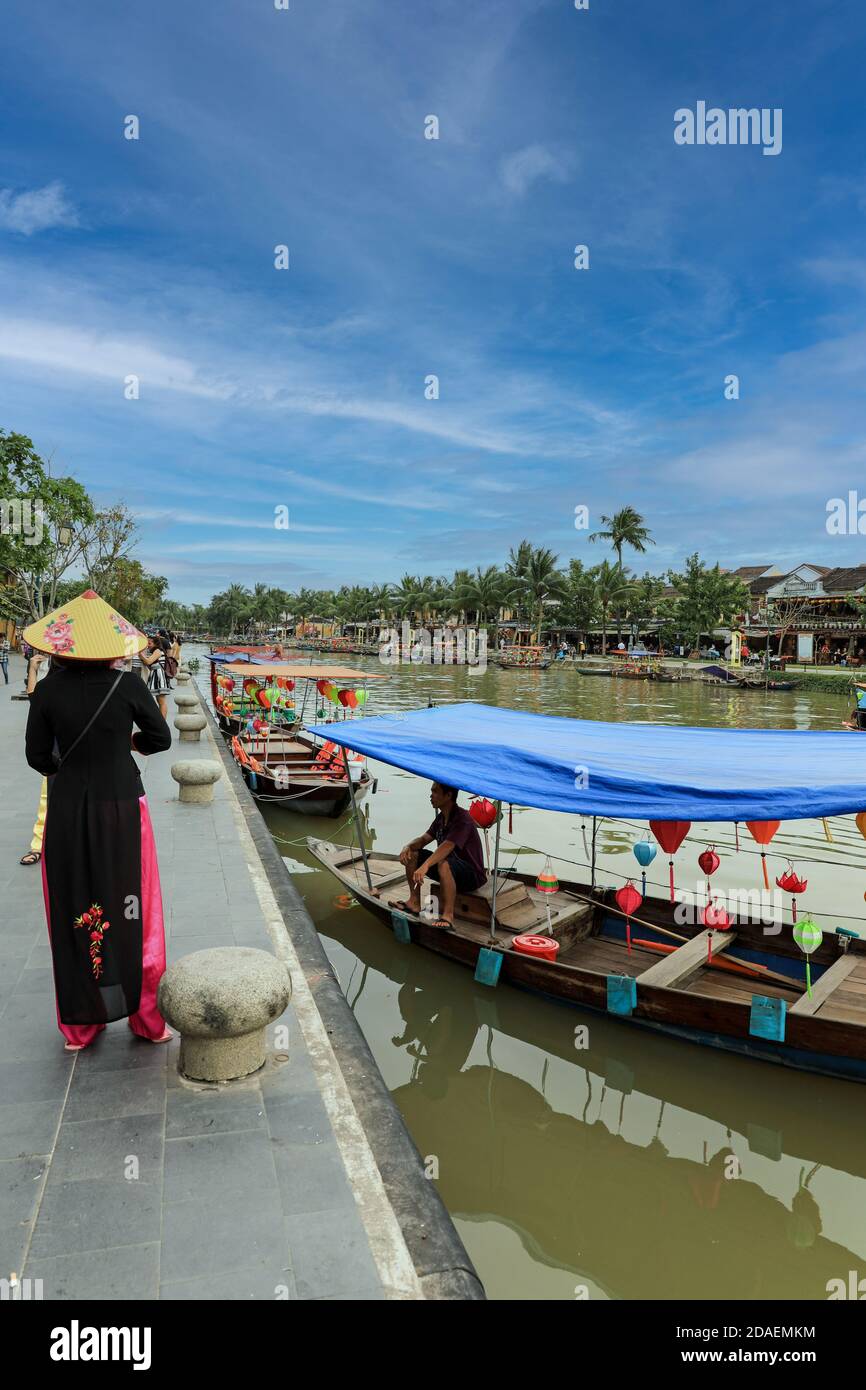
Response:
[667,554,750,652]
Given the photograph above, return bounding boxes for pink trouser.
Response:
[43,796,167,1048]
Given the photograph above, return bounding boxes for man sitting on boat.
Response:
[396,782,486,929]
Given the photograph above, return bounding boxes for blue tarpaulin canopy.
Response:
[305,701,866,822]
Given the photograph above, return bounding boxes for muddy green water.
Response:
[206,653,866,1300]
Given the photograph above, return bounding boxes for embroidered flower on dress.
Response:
[73,902,110,980]
[44,614,75,654]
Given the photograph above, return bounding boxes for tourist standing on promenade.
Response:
[23,590,173,1052]
[0,634,9,684]
[140,633,170,717]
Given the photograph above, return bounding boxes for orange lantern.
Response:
[746,820,780,890]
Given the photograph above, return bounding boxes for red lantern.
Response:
[746,820,780,890]
[649,820,691,902]
[469,798,498,829]
[346,689,358,709]
[698,846,720,900]
[701,899,731,962]
[316,679,329,695]
[337,689,350,707]
[615,879,643,954]
[775,865,807,922]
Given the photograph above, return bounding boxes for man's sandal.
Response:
[431,918,455,931]
[392,900,419,914]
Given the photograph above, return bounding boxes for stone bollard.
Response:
[173,687,198,709]
[171,759,222,804]
[175,668,191,685]
[174,712,206,742]
[158,947,292,1082]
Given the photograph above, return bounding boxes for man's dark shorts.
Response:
[427,851,485,894]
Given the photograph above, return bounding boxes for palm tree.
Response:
[589,506,654,568]
[595,561,633,656]
[590,509,653,639]
[522,547,568,644]
[453,565,517,628]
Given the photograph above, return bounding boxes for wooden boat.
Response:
[576,666,613,677]
[700,664,796,692]
[218,660,385,815]
[305,701,866,1083]
[234,731,372,816]
[309,840,866,1082]
[498,644,551,670]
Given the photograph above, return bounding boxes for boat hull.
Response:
[307,840,866,1084]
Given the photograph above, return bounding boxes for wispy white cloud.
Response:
[500,145,571,199]
[0,181,79,234]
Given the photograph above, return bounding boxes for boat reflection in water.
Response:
[322,904,866,1301]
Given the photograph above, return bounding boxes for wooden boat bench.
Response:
[637,928,737,988]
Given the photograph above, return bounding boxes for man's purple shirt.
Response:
[425,805,486,884]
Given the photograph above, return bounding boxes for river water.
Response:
[204,651,866,1300]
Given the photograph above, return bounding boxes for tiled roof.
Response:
[820,566,866,593]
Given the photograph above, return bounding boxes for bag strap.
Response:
[57,671,124,767]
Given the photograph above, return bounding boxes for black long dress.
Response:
[25,665,172,1027]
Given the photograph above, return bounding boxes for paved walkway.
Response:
[0,655,428,1300]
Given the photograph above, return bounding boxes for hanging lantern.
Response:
[698,846,720,900]
[470,798,498,871]
[649,820,691,902]
[701,899,730,963]
[793,917,823,997]
[775,865,807,923]
[256,688,271,710]
[615,879,643,954]
[856,811,866,841]
[536,859,559,933]
[316,679,330,695]
[632,838,657,896]
[470,798,498,829]
[355,687,368,706]
[746,820,781,890]
[346,689,359,709]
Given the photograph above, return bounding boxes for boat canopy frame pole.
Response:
[345,749,373,890]
[591,815,598,891]
[489,801,502,945]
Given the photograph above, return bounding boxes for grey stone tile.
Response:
[0,1221,31,1275]
[161,1195,292,1283]
[264,1091,331,1146]
[25,1242,160,1299]
[0,1098,63,1159]
[28,1178,161,1258]
[165,933,237,953]
[79,1032,170,1074]
[163,1128,279,1205]
[50,1113,164,1186]
[161,1266,296,1300]
[0,1055,74,1104]
[285,1206,381,1299]
[311,1286,386,1300]
[11,967,55,995]
[64,1067,165,1122]
[0,1155,46,1230]
[272,1140,356,1217]
[259,1050,319,1096]
[165,1087,267,1139]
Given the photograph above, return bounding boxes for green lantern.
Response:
[793,917,822,997]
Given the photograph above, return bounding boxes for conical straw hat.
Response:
[22,589,148,662]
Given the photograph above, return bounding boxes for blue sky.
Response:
[2,0,866,604]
